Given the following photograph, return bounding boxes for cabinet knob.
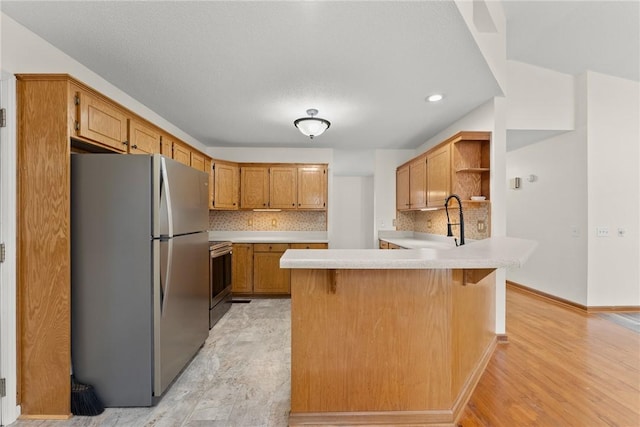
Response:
[123,141,129,146]
[131,144,138,150]
[292,203,295,206]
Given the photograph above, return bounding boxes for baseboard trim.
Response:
[19,414,71,420]
[451,337,497,424]
[506,281,639,313]
[288,410,456,426]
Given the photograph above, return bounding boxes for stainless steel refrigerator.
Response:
[71,153,209,407]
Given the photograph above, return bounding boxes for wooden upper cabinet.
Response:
[270,167,297,209]
[213,162,239,210]
[206,158,214,209]
[396,164,410,211]
[426,143,451,208]
[451,134,491,201]
[160,135,172,157]
[241,166,270,209]
[128,119,160,155]
[190,151,206,172]
[172,141,191,167]
[75,91,128,152]
[409,156,427,210]
[297,166,326,209]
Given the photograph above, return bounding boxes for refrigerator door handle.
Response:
[160,157,174,238]
[160,238,174,315]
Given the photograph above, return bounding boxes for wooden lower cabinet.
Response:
[231,243,253,294]
[231,242,327,295]
[290,243,328,250]
[253,244,290,294]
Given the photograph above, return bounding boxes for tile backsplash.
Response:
[209,210,327,231]
[396,203,490,240]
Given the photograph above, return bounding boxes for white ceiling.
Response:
[2,1,638,151]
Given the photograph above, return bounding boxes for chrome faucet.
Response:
[444,194,465,246]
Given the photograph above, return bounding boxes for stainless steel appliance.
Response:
[71,153,209,407]
[209,241,232,328]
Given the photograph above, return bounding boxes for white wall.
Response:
[506,61,575,131]
[332,149,375,176]
[506,70,640,308]
[454,0,507,94]
[332,176,374,249]
[0,13,207,152]
[586,72,640,306]
[373,149,414,240]
[506,131,588,304]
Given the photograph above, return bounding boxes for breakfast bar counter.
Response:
[281,237,536,427]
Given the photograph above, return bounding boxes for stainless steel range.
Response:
[209,241,232,328]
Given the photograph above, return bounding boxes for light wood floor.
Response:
[459,286,640,427]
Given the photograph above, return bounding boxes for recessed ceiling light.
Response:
[426,94,444,102]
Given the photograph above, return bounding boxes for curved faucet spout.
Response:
[444,194,465,246]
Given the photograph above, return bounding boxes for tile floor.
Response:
[9,299,292,427]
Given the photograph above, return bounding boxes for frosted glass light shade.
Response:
[294,109,331,139]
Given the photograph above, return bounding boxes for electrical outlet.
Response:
[618,228,626,237]
[427,219,432,229]
[596,227,609,237]
[248,218,253,227]
[271,218,277,227]
[392,218,396,226]
[477,219,485,232]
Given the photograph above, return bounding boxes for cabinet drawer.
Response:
[253,243,290,252]
[291,243,327,250]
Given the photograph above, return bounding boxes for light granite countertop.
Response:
[280,236,537,270]
[208,231,328,244]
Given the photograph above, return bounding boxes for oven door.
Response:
[209,248,232,328]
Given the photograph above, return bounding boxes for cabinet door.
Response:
[128,119,160,155]
[206,158,214,209]
[214,162,239,210]
[409,156,427,209]
[76,91,128,152]
[297,166,326,209]
[270,167,297,209]
[160,135,172,157]
[191,151,206,172]
[253,250,290,294]
[379,240,389,249]
[241,167,269,209]
[396,165,410,210]
[232,244,253,294]
[173,141,191,166]
[426,144,451,207]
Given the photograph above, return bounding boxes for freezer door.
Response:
[154,231,209,396]
[157,155,209,237]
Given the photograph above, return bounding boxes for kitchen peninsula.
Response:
[281,237,536,426]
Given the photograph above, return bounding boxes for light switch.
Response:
[596,227,609,237]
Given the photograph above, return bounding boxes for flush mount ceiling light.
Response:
[294,109,331,139]
[426,94,444,102]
